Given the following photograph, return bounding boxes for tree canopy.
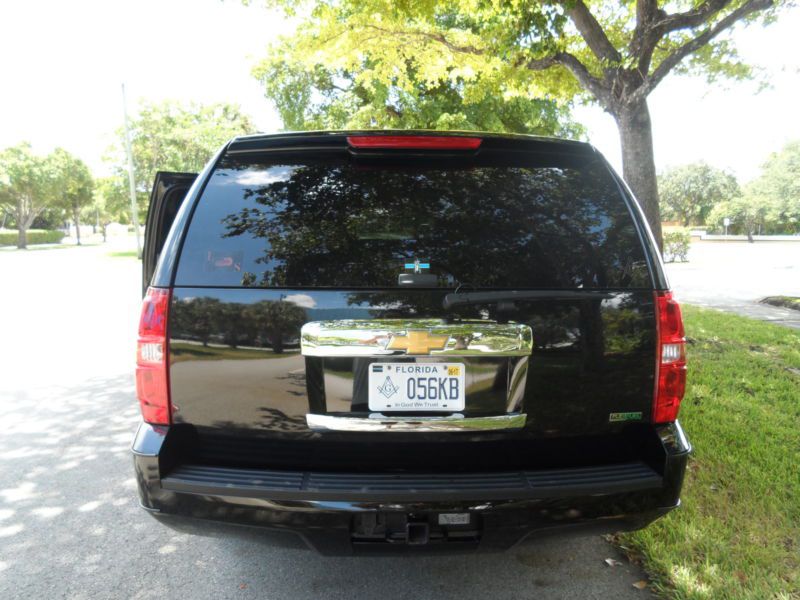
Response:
[103,100,256,218]
[0,144,99,247]
[748,140,800,231]
[254,0,787,247]
[50,148,94,245]
[708,140,800,235]
[255,57,584,137]
[658,162,740,227]
[0,143,59,248]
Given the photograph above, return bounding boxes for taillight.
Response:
[653,291,687,423]
[136,287,172,425]
[346,135,482,150]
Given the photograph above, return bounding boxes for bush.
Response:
[663,229,690,262]
[0,229,65,246]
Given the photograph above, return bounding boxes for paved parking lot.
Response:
[665,241,800,328]
[0,243,652,599]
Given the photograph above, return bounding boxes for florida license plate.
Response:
[368,363,466,412]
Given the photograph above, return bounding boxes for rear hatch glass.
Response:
[175,154,650,289]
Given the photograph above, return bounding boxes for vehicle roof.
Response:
[225,129,599,157]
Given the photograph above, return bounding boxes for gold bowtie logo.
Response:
[386,330,449,355]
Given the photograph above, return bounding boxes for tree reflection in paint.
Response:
[171,297,306,352]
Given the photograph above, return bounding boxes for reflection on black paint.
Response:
[168,289,656,440]
[171,296,306,352]
[175,157,649,289]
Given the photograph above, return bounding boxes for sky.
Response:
[1,0,798,183]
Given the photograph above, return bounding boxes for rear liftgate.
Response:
[300,319,533,547]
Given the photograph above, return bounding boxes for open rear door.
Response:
[142,171,197,295]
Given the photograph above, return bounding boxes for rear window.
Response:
[175,154,650,289]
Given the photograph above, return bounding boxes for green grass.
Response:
[107,250,139,258]
[619,306,800,599]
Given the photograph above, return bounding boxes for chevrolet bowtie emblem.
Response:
[386,330,449,355]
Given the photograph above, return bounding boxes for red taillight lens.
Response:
[346,135,482,150]
[653,291,687,423]
[136,287,172,425]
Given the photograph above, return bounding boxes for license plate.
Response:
[368,363,465,412]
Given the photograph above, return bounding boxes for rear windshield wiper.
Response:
[442,289,613,310]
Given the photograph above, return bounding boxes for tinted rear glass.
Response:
[175,154,650,289]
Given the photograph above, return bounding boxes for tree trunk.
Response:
[16,198,27,249]
[73,205,81,246]
[615,100,663,250]
[17,224,27,249]
[269,330,285,354]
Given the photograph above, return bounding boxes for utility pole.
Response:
[122,83,142,258]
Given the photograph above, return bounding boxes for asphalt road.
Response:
[665,241,800,328]
[0,242,653,599]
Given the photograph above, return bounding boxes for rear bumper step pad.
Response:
[161,461,662,502]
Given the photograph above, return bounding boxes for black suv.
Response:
[133,131,690,554]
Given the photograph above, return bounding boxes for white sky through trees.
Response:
[1,0,798,182]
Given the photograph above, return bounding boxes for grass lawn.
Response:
[619,306,800,599]
[107,250,139,258]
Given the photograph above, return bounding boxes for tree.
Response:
[257,0,786,247]
[254,58,584,137]
[747,140,800,232]
[0,143,57,249]
[659,162,739,227]
[708,140,800,236]
[708,193,770,239]
[244,301,307,353]
[105,100,256,219]
[94,176,133,224]
[50,148,94,245]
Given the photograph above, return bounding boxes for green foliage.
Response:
[254,57,584,136]
[49,149,93,212]
[621,307,800,599]
[0,142,60,248]
[706,141,800,235]
[658,163,740,227]
[662,229,691,263]
[1,144,99,247]
[49,148,94,244]
[747,140,800,233]
[94,176,132,223]
[252,0,787,245]
[707,193,769,236]
[0,229,64,246]
[256,1,783,118]
[30,209,64,231]
[104,100,256,217]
